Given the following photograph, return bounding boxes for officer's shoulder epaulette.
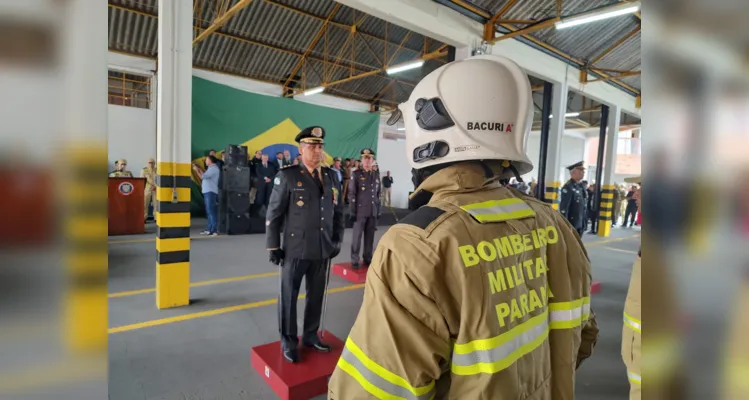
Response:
[398,206,448,231]
[276,164,300,179]
[280,164,300,173]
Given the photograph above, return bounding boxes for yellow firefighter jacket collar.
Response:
[412,163,504,204]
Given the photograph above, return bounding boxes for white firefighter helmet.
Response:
[399,55,534,176]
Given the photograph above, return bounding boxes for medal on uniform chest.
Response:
[297,181,302,187]
[297,200,304,207]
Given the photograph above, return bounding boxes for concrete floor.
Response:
[109,219,641,400]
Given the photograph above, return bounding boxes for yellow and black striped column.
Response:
[155,0,193,309]
[598,184,615,237]
[155,162,192,309]
[66,147,108,352]
[544,181,561,210]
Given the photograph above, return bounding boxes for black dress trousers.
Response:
[278,258,327,350]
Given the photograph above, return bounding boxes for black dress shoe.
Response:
[282,348,300,363]
[351,262,360,270]
[363,260,371,266]
[303,339,332,353]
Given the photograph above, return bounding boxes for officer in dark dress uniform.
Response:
[559,161,587,237]
[348,148,381,269]
[265,126,345,363]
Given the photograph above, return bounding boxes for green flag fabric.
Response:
[190,76,380,214]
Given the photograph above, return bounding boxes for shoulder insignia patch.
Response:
[400,206,446,230]
[274,177,281,185]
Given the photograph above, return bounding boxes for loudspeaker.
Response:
[227,192,251,214]
[217,190,228,234]
[226,212,251,235]
[249,216,266,233]
[225,145,248,167]
[224,166,251,192]
[250,203,266,218]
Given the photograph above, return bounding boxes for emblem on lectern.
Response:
[118,182,134,196]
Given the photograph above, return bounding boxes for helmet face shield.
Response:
[400,55,535,177]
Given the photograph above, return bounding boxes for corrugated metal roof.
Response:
[440,0,641,94]
[108,0,449,106]
[109,0,639,106]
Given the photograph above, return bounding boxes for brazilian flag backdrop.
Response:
[190,76,379,214]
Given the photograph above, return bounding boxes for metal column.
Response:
[592,105,609,234]
[544,81,568,209]
[537,81,553,201]
[598,105,620,237]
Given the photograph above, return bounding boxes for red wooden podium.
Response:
[251,331,344,400]
[108,177,145,235]
[332,262,369,284]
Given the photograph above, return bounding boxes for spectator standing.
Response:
[612,184,622,226]
[587,183,598,234]
[141,158,157,221]
[274,152,289,170]
[208,149,225,169]
[249,150,262,203]
[342,159,352,204]
[255,154,277,207]
[623,184,639,227]
[331,157,343,184]
[382,171,394,206]
[194,155,220,236]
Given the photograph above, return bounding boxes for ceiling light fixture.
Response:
[556,2,640,30]
[302,86,325,96]
[386,60,425,75]
[549,112,581,118]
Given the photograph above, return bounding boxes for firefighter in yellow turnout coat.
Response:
[621,176,641,399]
[328,55,599,399]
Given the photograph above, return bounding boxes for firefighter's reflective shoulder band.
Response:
[460,198,536,223]
[451,297,590,376]
[623,312,641,333]
[337,338,435,400]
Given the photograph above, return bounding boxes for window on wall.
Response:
[617,129,641,155]
[108,70,151,109]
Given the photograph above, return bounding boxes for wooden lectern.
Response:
[108,177,146,235]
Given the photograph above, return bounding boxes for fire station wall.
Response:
[523,132,587,184]
[107,52,371,173]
